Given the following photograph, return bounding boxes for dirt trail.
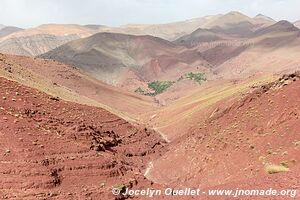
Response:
[0,77,167,199]
[145,73,300,199]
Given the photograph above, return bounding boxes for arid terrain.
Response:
[0,76,167,199]
[1,10,300,200]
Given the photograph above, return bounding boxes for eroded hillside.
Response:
[146,73,300,197]
[0,53,157,120]
[0,77,167,199]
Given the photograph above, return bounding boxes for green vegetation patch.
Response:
[185,72,207,84]
[135,81,175,96]
[135,72,207,96]
[148,81,174,95]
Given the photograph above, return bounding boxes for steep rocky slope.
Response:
[0,76,167,199]
[1,57,298,200]
[146,73,300,197]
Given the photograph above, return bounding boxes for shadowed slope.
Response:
[0,53,157,120]
[212,21,300,79]
[40,32,210,93]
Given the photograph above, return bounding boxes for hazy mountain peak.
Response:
[295,20,300,28]
[227,11,246,16]
[275,20,296,27]
[254,14,275,22]
[256,14,265,17]
[254,20,299,36]
[202,11,252,29]
[222,11,251,20]
[223,11,251,19]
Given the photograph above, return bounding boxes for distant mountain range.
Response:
[39,16,300,94]
[1,11,300,199]
[39,32,209,91]
[0,24,99,56]
[1,11,300,96]
[0,25,23,38]
[0,11,277,56]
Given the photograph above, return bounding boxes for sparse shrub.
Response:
[280,161,289,168]
[177,76,184,82]
[259,156,266,161]
[265,164,289,174]
[267,149,273,155]
[294,140,300,146]
[290,159,297,164]
[134,87,145,95]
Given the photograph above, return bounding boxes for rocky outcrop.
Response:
[0,77,167,199]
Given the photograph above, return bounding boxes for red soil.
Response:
[0,77,167,199]
[146,73,300,199]
[1,53,300,200]
[0,54,157,119]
